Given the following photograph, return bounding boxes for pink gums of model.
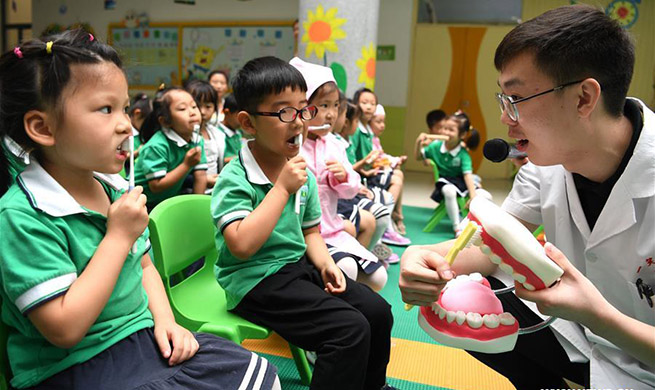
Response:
[467,197,563,291]
[418,273,519,353]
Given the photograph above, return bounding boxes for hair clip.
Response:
[89,33,95,42]
[45,41,54,54]
[158,83,166,91]
[13,47,23,59]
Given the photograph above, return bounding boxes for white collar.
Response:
[357,122,371,135]
[218,122,237,138]
[205,123,226,141]
[440,141,462,156]
[162,127,191,147]
[620,98,655,199]
[3,136,30,164]
[239,140,271,185]
[131,126,140,137]
[17,160,127,217]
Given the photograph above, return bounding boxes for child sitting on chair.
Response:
[420,115,491,236]
[210,56,396,390]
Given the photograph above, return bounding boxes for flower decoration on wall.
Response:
[606,0,640,29]
[356,43,376,90]
[302,4,347,59]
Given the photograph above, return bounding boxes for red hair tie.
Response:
[89,33,95,42]
[13,47,23,58]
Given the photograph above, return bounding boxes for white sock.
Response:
[442,184,460,229]
[369,214,391,250]
[358,267,388,291]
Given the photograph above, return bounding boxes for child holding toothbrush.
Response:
[0,29,280,390]
[291,57,388,291]
[133,87,208,210]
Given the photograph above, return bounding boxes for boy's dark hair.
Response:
[223,93,239,112]
[0,28,122,195]
[186,79,218,113]
[232,56,307,114]
[494,4,634,117]
[353,87,376,106]
[129,92,152,119]
[208,69,229,85]
[139,87,187,144]
[426,109,446,128]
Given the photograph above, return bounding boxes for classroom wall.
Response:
[402,0,655,178]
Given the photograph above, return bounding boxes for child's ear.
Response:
[157,116,169,128]
[237,111,256,136]
[24,110,55,147]
[132,108,142,118]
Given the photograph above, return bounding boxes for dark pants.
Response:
[232,256,393,390]
[467,277,590,390]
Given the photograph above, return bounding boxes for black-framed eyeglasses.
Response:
[495,79,585,122]
[252,105,318,123]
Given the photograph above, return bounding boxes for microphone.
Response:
[483,138,527,163]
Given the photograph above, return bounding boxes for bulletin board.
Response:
[182,23,295,82]
[108,24,181,89]
[108,21,295,90]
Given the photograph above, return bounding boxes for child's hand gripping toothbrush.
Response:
[404,221,482,311]
[121,135,138,254]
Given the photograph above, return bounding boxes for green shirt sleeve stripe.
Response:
[218,210,251,231]
[301,216,321,229]
[193,163,208,171]
[15,272,77,313]
[145,170,166,180]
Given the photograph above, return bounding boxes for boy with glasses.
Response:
[399,5,654,389]
[211,56,395,390]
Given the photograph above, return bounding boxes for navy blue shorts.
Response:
[28,328,277,390]
[431,176,468,202]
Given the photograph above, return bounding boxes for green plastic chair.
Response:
[423,159,469,233]
[148,195,312,386]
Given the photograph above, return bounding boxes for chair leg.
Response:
[423,204,447,233]
[288,343,313,386]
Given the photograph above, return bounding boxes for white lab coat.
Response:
[501,98,655,389]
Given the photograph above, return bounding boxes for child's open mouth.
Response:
[516,139,529,152]
[116,140,129,159]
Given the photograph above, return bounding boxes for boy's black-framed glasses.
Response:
[252,105,318,123]
[495,79,585,122]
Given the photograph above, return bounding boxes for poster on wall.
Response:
[109,26,179,88]
[181,25,294,82]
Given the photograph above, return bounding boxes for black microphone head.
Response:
[483,138,511,162]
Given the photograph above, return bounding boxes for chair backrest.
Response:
[428,159,440,181]
[148,195,226,330]
[148,195,216,280]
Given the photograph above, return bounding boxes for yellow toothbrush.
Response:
[404,221,481,310]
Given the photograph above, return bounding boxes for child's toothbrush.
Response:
[404,220,482,311]
[294,133,303,214]
[308,124,331,131]
[128,135,137,254]
[193,124,201,146]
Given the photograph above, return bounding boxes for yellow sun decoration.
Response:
[302,4,347,59]
[356,43,376,90]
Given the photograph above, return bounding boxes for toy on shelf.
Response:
[466,196,563,291]
[418,273,519,353]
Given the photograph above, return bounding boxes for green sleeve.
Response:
[135,142,170,182]
[211,164,255,233]
[460,149,473,174]
[192,138,208,171]
[301,170,322,229]
[0,209,77,313]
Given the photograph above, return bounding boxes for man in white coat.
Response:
[399,4,654,390]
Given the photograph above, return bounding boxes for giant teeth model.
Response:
[466,197,563,291]
[418,273,519,353]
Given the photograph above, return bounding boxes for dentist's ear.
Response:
[576,78,601,119]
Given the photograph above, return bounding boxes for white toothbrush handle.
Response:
[294,134,302,214]
[129,135,137,254]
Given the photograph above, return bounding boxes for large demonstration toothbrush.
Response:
[405,221,482,310]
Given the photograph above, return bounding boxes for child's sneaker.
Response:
[386,253,400,264]
[381,229,411,246]
[371,243,393,261]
